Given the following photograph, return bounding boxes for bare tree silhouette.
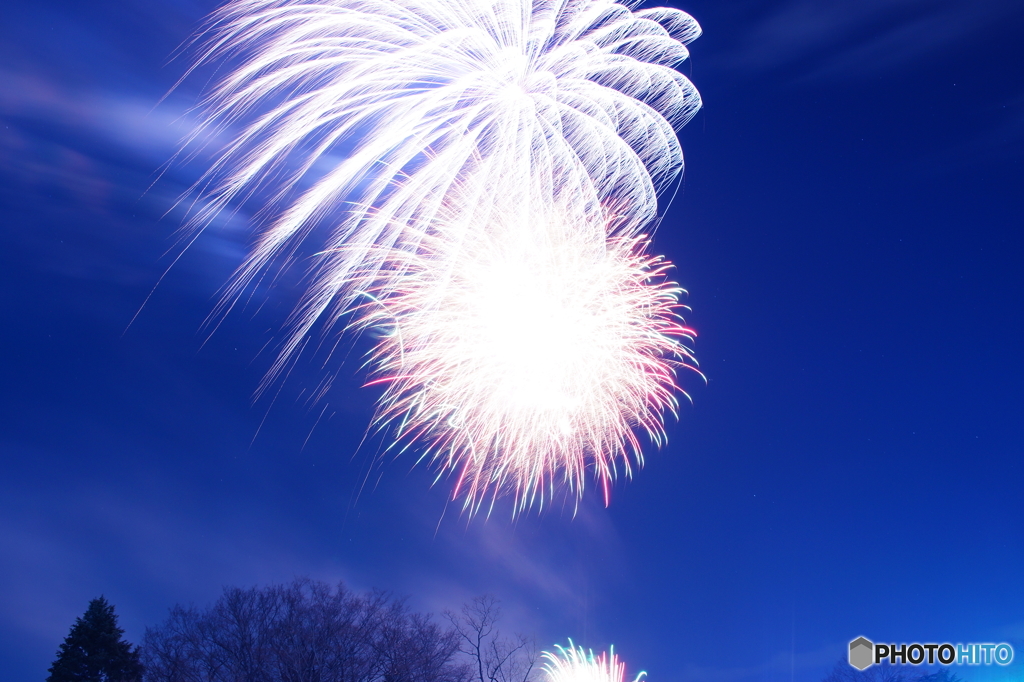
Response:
[444,596,536,682]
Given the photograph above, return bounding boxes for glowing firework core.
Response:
[360,205,697,513]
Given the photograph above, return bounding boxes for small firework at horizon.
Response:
[543,642,645,682]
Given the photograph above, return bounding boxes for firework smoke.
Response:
[187,0,702,511]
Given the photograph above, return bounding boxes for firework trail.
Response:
[543,642,644,682]
[186,0,702,511]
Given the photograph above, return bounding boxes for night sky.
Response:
[2,1,1023,681]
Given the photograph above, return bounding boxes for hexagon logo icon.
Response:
[849,637,874,671]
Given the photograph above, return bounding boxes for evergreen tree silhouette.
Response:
[47,596,143,682]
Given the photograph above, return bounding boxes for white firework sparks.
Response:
[354,194,698,514]
[186,0,701,373]
[543,642,644,682]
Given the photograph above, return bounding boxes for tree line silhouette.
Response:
[47,579,536,682]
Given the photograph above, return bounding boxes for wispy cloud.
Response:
[366,492,635,646]
[0,443,360,665]
[0,61,258,305]
[719,0,1019,80]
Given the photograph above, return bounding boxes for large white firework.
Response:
[543,642,644,682]
[186,0,702,510]
[187,0,701,372]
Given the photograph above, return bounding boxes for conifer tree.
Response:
[47,596,143,682]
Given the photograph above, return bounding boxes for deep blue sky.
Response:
[1,1,1023,681]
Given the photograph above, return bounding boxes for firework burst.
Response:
[354,195,698,514]
[186,0,703,510]
[543,642,644,682]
